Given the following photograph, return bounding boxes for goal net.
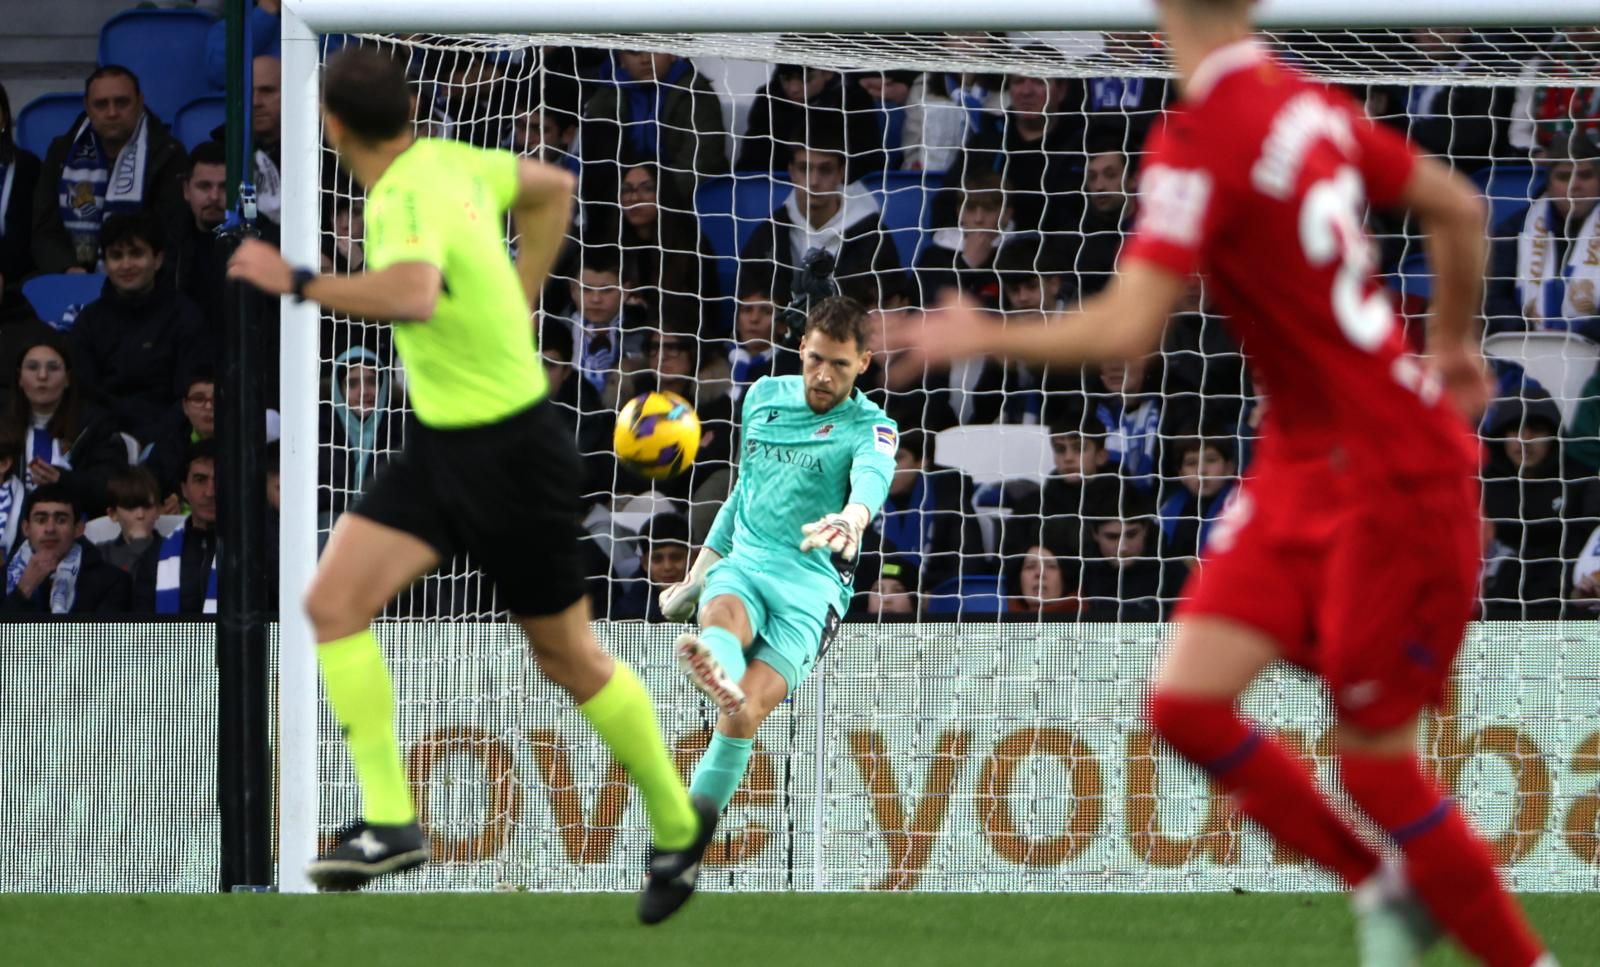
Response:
[299,22,1600,892]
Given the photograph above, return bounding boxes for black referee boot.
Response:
[637,795,719,925]
[307,820,429,892]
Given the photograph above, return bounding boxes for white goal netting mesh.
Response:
[310,27,1600,891]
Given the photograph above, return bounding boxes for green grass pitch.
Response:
[4,893,1595,966]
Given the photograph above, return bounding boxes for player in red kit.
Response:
[912,1,1554,965]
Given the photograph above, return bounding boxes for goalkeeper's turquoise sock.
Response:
[700,625,747,683]
[689,731,755,812]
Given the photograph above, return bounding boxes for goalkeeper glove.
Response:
[659,547,721,621]
[799,505,870,561]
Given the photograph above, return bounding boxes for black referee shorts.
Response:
[352,400,588,617]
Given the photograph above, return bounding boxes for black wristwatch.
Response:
[290,266,317,304]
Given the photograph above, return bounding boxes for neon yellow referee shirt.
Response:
[363,138,546,428]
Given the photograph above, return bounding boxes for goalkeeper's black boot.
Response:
[307,820,429,892]
[637,795,719,925]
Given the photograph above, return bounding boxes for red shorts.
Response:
[1175,458,1481,730]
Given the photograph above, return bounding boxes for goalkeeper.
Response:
[661,296,896,811]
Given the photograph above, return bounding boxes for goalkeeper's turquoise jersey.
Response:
[705,375,898,588]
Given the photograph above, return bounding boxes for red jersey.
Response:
[1122,40,1478,484]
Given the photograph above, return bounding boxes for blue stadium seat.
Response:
[695,171,795,298]
[862,169,942,266]
[99,8,219,125]
[1473,163,1545,230]
[15,92,84,160]
[22,273,107,331]
[173,95,225,150]
[923,573,1006,616]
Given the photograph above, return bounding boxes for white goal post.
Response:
[278,0,1600,894]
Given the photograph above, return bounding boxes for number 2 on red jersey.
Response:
[1299,166,1394,351]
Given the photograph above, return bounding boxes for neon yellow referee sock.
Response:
[318,630,416,826]
[579,660,697,851]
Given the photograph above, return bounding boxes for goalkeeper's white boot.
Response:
[675,632,746,716]
[1352,861,1440,967]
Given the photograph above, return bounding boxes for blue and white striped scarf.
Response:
[154,518,218,615]
[23,423,69,491]
[57,113,150,267]
[0,476,21,559]
[1516,197,1600,324]
[4,540,82,613]
[1096,396,1164,488]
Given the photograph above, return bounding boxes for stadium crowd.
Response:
[1,10,1599,620]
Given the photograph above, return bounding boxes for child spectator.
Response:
[1157,437,1239,561]
[729,281,779,403]
[2,335,127,511]
[2,482,129,614]
[1010,413,1116,560]
[1078,486,1190,622]
[559,246,638,398]
[0,428,21,558]
[132,440,217,614]
[0,82,42,324]
[915,169,1008,305]
[96,464,162,573]
[32,65,188,273]
[612,512,691,620]
[995,234,1072,315]
[854,554,920,617]
[738,128,905,308]
[1085,353,1199,490]
[69,211,209,444]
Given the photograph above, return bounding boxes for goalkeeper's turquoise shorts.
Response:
[699,554,846,694]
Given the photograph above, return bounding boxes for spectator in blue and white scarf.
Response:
[132,439,217,615]
[1,482,129,614]
[30,65,188,273]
